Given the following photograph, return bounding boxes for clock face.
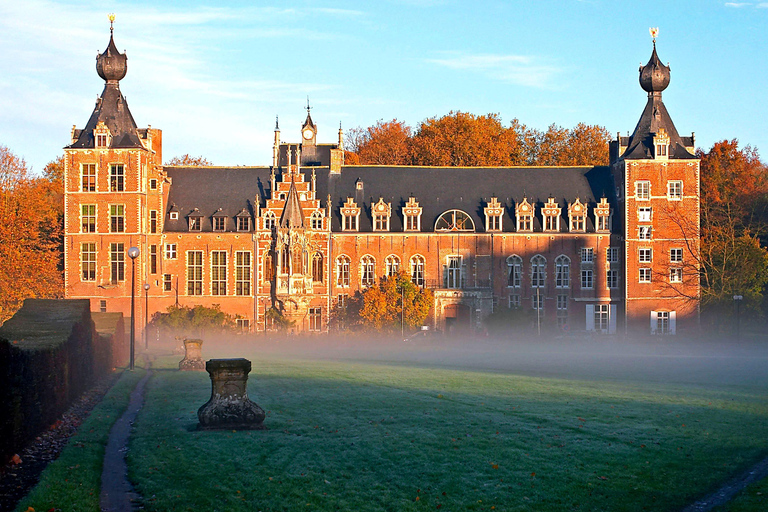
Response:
[303,128,314,140]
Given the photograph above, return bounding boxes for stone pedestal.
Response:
[197,358,266,430]
[179,338,205,371]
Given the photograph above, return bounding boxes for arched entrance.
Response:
[444,303,470,335]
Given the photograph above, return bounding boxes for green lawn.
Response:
[124,351,768,512]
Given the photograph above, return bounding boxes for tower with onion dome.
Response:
[610,28,701,336]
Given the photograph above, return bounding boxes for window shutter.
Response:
[650,311,658,334]
[609,305,617,334]
[585,304,594,331]
[669,311,676,335]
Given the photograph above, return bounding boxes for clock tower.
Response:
[301,98,317,146]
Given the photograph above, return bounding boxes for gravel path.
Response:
[99,368,152,512]
[681,456,768,511]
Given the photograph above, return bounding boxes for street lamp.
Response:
[143,283,150,349]
[733,295,743,341]
[127,246,140,371]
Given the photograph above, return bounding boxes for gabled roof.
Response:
[279,178,305,229]
[67,84,143,149]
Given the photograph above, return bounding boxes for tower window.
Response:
[81,164,96,191]
[109,164,124,192]
[668,181,683,200]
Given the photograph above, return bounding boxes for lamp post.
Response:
[143,283,150,349]
[733,295,743,341]
[127,246,140,371]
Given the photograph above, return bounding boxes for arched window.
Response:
[263,211,276,230]
[310,211,324,230]
[336,256,350,287]
[410,255,425,286]
[264,252,275,282]
[280,244,290,274]
[555,255,570,288]
[531,255,546,288]
[435,209,475,231]
[360,255,375,287]
[506,255,522,288]
[385,255,400,277]
[312,253,323,282]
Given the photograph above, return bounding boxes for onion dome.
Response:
[639,42,670,94]
[96,25,127,83]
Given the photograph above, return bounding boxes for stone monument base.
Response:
[197,358,266,430]
[179,338,205,371]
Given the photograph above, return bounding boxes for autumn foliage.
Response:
[0,147,64,323]
[165,154,213,166]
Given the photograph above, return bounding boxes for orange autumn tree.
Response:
[356,272,433,334]
[347,119,413,165]
[530,123,611,166]
[0,147,64,323]
[166,154,213,166]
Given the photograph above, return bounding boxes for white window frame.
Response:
[581,269,593,289]
[336,255,351,287]
[638,226,652,240]
[210,250,227,295]
[668,181,683,200]
[235,251,251,296]
[530,255,546,288]
[165,243,177,260]
[639,268,652,283]
[670,248,683,263]
[638,206,652,222]
[555,255,570,289]
[635,181,650,200]
[81,163,97,192]
[507,255,522,288]
[639,248,652,263]
[81,242,97,281]
[187,250,204,296]
[410,255,425,286]
[360,255,375,287]
[670,268,683,283]
[581,247,594,264]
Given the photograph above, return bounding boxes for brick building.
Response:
[63,27,700,336]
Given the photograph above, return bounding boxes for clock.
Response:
[303,128,314,140]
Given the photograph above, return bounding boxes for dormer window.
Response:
[484,197,503,232]
[594,197,611,232]
[435,210,475,232]
[189,210,203,231]
[654,128,670,160]
[515,198,534,232]
[310,210,324,230]
[212,211,226,232]
[372,198,391,231]
[170,211,179,220]
[542,197,560,232]
[568,198,586,232]
[341,198,361,231]
[356,179,364,191]
[403,197,422,231]
[94,121,111,149]
[236,210,251,232]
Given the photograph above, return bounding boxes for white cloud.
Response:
[428,53,561,88]
[724,2,751,7]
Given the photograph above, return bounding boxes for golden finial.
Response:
[108,13,116,33]
[649,27,659,43]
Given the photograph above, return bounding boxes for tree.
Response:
[411,112,529,166]
[355,271,433,334]
[530,123,610,166]
[150,304,237,339]
[166,154,213,166]
[0,147,64,323]
[346,119,413,165]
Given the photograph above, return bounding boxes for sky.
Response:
[1,0,767,174]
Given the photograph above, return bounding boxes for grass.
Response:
[14,367,145,512]
[124,353,768,512]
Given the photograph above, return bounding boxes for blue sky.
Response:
[1,0,766,173]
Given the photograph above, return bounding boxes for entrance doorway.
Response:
[444,304,470,335]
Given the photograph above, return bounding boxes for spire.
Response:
[275,115,280,131]
[279,177,305,229]
[96,14,127,84]
[620,31,695,161]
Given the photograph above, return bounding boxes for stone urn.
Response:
[197,358,266,430]
[179,338,205,371]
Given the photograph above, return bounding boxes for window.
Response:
[110,243,124,283]
[508,294,521,308]
[581,248,594,263]
[264,211,276,230]
[81,204,96,233]
[237,215,251,232]
[336,256,351,287]
[635,181,650,200]
[656,311,670,334]
[81,242,96,281]
[264,252,275,282]
[337,294,348,309]
[343,214,357,231]
[410,255,425,286]
[189,216,202,231]
[213,216,226,232]
[236,318,250,332]
[385,255,400,277]
[596,215,610,232]
[435,209,475,231]
[670,248,683,263]
[638,226,652,240]
[488,214,501,231]
[670,268,683,283]
[187,251,203,295]
[309,307,322,332]
[607,269,619,289]
[531,255,546,288]
[81,164,96,191]
[312,253,323,283]
[555,255,570,288]
[165,243,177,260]
[96,134,108,148]
[374,214,388,231]
[532,292,544,310]
[607,247,619,263]
[149,245,157,274]
[406,215,419,231]
[99,300,107,312]
[557,294,568,311]
[570,214,585,232]
[595,304,609,333]
[544,214,557,231]
[446,256,462,289]
[639,248,652,263]
[638,207,652,222]
[310,211,323,230]
[150,210,158,233]
[163,274,172,292]
[211,251,227,295]
[235,251,251,295]
[518,214,532,231]
[109,164,124,192]
[361,256,375,287]
[639,268,652,283]
[149,178,157,190]
[656,142,667,157]
[109,204,125,233]
[507,256,522,287]
[668,181,683,200]
[581,269,593,289]
[170,211,179,220]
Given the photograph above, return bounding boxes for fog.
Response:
[166,332,768,389]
